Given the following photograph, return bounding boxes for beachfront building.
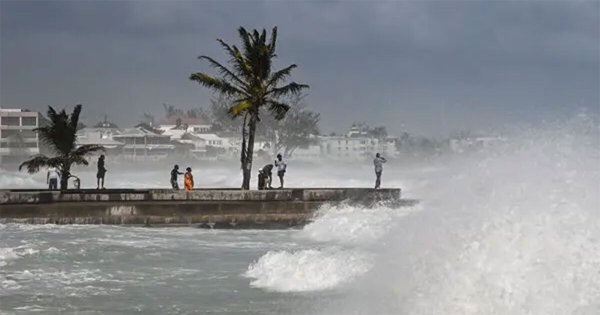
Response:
[76,123,124,155]
[157,117,211,134]
[175,133,226,160]
[112,127,174,160]
[318,123,399,159]
[320,136,375,159]
[0,109,40,164]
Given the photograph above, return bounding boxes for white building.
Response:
[319,134,399,160]
[0,109,40,164]
[112,127,175,160]
[158,117,211,134]
[320,136,376,159]
[76,127,124,154]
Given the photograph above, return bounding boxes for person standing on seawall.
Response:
[184,167,194,191]
[47,166,59,190]
[170,164,183,189]
[274,154,287,189]
[96,155,107,189]
[373,153,387,189]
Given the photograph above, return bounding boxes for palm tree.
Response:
[19,105,104,190]
[190,26,308,189]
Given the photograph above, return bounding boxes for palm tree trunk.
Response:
[60,168,69,190]
[241,113,257,190]
[240,113,248,167]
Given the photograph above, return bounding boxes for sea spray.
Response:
[300,202,421,246]
[245,248,372,292]
[312,115,600,315]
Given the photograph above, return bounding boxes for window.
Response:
[21,117,37,126]
[1,130,19,138]
[2,141,38,148]
[20,130,37,138]
[1,117,19,126]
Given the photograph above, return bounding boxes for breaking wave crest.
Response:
[312,114,600,314]
[244,248,372,292]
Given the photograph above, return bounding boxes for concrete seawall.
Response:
[0,188,415,228]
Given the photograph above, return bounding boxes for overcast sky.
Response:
[1,0,598,136]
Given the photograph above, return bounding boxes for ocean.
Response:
[1,116,599,314]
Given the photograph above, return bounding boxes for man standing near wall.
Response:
[274,154,287,189]
[47,166,59,190]
[373,153,387,189]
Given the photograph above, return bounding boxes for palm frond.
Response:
[266,100,291,120]
[216,39,253,81]
[238,27,256,64]
[266,64,297,88]
[73,144,105,157]
[36,105,78,155]
[198,55,249,92]
[19,155,57,173]
[190,72,245,96]
[69,104,82,131]
[228,100,252,118]
[268,27,278,57]
[267,82,310,98]
[45,106,61,125]
[70,154,90,166]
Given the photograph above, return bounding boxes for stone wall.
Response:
[0,188,412,228]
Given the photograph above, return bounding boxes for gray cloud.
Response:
[1,0,598,136]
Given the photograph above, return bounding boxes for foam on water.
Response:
[306,114,600,314]
[0,246,39,267]
[300,202,421,245]
[244,202,421,293]
[245,248,372,292]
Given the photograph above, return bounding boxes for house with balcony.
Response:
[112,127,174,160]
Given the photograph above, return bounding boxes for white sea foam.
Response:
[301,202,420,245]
[244,248,372,292]
[311,114,600,315]
[0,246,39,267]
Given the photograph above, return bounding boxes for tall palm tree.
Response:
[19,105,104,190]
[190,26,308,189]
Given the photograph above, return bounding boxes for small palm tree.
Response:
[190,26,308,189]
[19,104,104,190]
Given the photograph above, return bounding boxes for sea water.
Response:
[1,115,598,314]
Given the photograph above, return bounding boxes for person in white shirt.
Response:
[274,154,287,189]
[373,153,387,189]
[47,166,60,190]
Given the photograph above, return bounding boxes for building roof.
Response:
[78,127,121,134]
[77,137,124,147]
[159,116,210,126]
[193,133,223,141]
[114,127,168,137]
[161,129,187,139]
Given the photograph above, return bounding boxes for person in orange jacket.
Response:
[184,167,194,191]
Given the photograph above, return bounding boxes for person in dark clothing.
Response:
[258,164,274,190]
[96,155,107,189]
[170,164,183,189]
[373,153,387,189]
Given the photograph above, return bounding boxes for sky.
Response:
[1,0,598,137]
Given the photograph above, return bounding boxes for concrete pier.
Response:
[0,188,415,228]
